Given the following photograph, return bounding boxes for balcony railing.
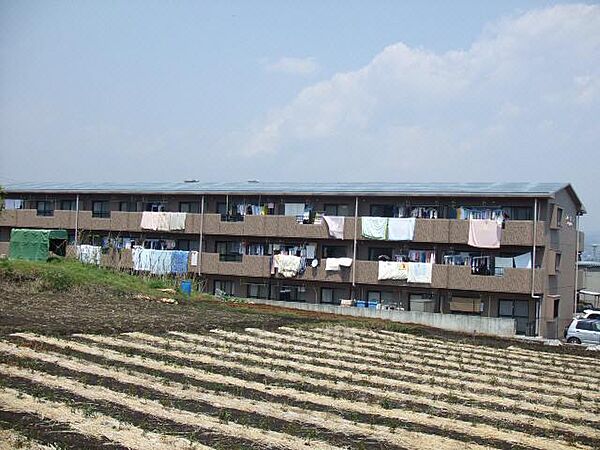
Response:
[1,209,546,246]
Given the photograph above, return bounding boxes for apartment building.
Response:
[0,181,585,338]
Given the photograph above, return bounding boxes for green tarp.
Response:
[9,229,68,261]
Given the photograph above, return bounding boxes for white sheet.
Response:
[387,217,416,241]
[407,262,433,283]
[378,261,408,280]
[361,217,388,240]
[323,216,345,239]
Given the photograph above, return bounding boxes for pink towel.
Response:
[468,219,502,248]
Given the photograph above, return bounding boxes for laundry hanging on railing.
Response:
[140,212,187,231]
[170,250,190,274]
[325,257,353,271]
[132,247,187,275]
[190,251,199,266]
[387,218,416,241]
[77,245,102,265]
[272,254,302,278]
[323,216,345,239]
[410,207,438,219]
[408,250,436,263]
[468,219,502,248]
[361,217,388,240]
[457,207,505,223]
[378,261,408,280]
[407,262,433,283]
[514,252,532,269]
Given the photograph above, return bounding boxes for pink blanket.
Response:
[468,219,502,248]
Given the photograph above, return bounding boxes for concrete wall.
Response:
[245,298,517,337]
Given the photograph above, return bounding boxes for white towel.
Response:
[325,258,341,271]
[190,251,199,266]
[387,218,416,241]
[168,212,187,231]
[377,261,408,280]
[338,257,353,267]
[141,212,187,231]
[407,262,433,283]
[323,216,345,239]
[77,245,102,265]
[140,212,159,230]
[325,257,353,271]
[468,219,502,248]
[361,217,388,240]
[274,254,302,278]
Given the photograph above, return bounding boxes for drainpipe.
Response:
[74,194,80,248]
[531,198,542,336]
[198,195,205,278]
[351,196,359,298]
[574,213,580,314]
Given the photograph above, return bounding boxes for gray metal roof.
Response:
[2,181,574,197]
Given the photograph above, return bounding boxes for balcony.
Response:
[0,210,545,247]
[442,265,544,294]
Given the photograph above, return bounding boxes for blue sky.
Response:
[1,1,599,244]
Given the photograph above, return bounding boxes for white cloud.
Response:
[247,4,600,169]
[265,56,319,76]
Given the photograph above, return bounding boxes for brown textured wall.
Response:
[445,265,542,294]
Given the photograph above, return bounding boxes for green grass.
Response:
[0,258,197,298]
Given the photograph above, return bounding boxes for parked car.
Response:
[564,319,600,345]
[581,309,600,320]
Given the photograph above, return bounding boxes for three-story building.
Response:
[0,181,585,338]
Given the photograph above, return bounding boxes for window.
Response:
[509,207,533,221]
[59,200,75,211]
[324,204,349,216]
[576,321,595,331]
[284,203,306,217]
[177,239,199,251]
[92,201,110,218]
[179,202,200,213]
[368,247,393,261]
[247,283,269,299]
[322,245,347,258]
[214,280,235,296]
[216,202,227,215]
[499,299,530,335]
[36,201,54,216]
[553,298,560,319]
[556,207,563,227]
[216,241,243,262]
[367,291,397,304]
[272,285,305,302]
[119,201,135,212]
[555,253,562,273]
[370,204,394,217]
[321,287,348,305]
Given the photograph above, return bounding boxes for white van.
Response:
[564,319,600,345]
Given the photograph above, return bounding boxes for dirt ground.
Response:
[0,271,594,357]
[0,277,315,336]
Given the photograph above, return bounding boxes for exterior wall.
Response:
[541,188,580,338]
[243,299,517,337]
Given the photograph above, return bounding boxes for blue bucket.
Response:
[180,280,192,296]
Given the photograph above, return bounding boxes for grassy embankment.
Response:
[0,258,198,300]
